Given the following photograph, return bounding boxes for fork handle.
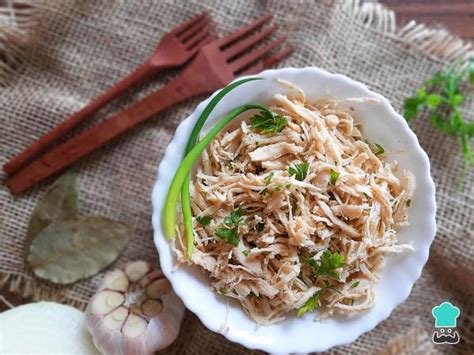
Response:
[3,60,164,175]
[7,73,199,194]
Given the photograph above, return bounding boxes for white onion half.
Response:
[0,301,99,354]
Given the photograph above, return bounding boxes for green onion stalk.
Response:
[163,103,274,247]
[165,78,269,256]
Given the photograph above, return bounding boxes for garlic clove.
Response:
[146,278,171,299]
[102,269,129,292]
[142,299,163,318]
[124,260,151,282]
[144,292,185,351]
[90,290,125,315]
[85,260,184,355]
[102,307,128,331]
[122,314,147,337]
[139,270,164,287]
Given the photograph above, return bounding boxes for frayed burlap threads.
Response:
[0,272,87,310]
[342,0,472,62]
[0,0,42,85]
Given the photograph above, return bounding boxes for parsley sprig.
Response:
[215,206,245,246]
[251,110,288,133]
[403,58,474,173]
[297,282,342,317]
[297,291,320,317]
[304,250,345,280]
[288,162,310,181]
[223,206,244,226]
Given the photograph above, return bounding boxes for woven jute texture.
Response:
[1,0,473,353]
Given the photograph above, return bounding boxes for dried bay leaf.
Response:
[25,172,78,258]
[27,216,131,284]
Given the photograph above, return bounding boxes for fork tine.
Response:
[185,28,213,49]
[215,14,272,47]
[178,15,209,42]
[231,36,287,73]
[187,34,215,55]
[262,47,293,68]
[223,25,278,60]
[173,12,208,37]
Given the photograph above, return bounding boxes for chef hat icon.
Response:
[432,302,460,328]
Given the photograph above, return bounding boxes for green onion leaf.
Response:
[242,250,249,257]
[256,222,265,233]
[180,78,263,256]
[163,104,271,241]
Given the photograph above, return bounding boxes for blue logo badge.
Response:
[431,302,461,345]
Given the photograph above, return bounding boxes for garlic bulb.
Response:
[85,260,184,355]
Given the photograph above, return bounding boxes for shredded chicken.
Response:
[173,85,415,325]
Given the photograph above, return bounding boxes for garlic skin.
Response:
[85,261,184,355]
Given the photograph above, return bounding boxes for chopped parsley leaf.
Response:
[304,251,345,280]
[264,172,274,184]
[215,226,240,246]
[216,207,246,246]
[251,110,288,134]
[330,169,340,185]
[223,206,244,226]
[372,143,385,156]
[196,216,211,226]
[351,281,360,288]
[256,222,265,233]
[406,199,412,207]
[297,292,320,317]
[259,188,269,196]
[316,251,345,279]
[288,162,310,181]
[242,250,249,257]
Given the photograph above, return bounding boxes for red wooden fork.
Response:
[3,12,214,175]
[7,14,292,194]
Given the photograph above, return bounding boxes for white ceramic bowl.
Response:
[152,67,436,353]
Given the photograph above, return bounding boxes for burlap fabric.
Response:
[1,1,473,353]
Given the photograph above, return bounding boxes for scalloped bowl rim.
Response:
[151,67,436,353]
